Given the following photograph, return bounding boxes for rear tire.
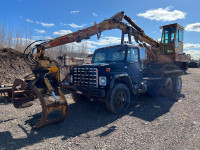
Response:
[71,92,89,103]
[150,77,173,97]
[172,76,182,93]
[106,83,130,114]
[165,77,173,90]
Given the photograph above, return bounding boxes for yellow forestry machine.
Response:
[8,11,188,128]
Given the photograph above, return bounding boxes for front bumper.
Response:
[61,85,105,97]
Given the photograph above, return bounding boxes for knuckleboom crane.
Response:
[26,11,189,69]
[12,11,189,128]
[25,11,160,66]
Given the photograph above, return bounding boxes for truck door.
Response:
[126,47,143,84]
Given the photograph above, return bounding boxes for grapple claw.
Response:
[12,79,35,108]
[12,78,68,128]
[33,86,68,128]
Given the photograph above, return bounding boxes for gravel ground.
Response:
[0,68,200,150]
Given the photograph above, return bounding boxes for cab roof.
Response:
[95,44,140,51]
[162,23,184,30]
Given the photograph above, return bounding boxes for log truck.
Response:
[9,11,188,128]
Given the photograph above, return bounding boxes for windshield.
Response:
[162,26,176,44]
[92,46,125,63]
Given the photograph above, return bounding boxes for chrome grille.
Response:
[73,66,98,87]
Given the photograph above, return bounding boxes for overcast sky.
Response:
[0,0,200,59]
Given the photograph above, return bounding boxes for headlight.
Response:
[99,76,106,86]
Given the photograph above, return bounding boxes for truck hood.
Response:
[81,63,109,67]
[81,62,125,72]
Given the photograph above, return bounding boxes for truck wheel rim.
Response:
[116,91,127,108]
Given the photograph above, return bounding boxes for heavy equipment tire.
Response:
[172,76,182,93]
[71,92,89,103]
[106,83,130,114]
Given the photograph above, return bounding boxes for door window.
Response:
[161,26,176,44]
[127,48,138,62]
[140,48,146,60]
[178,29,183,42]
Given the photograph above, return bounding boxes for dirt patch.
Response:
[0,48,31,84]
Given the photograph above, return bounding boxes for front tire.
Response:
[106,83,130,114]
